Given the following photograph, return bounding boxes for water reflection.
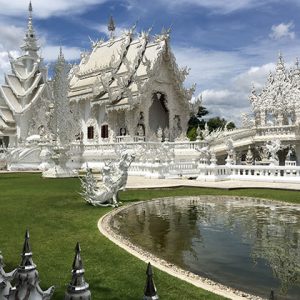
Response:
[112,197,300,299]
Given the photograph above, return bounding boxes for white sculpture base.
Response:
[42,165,77,178]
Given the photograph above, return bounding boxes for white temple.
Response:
[1,2,300,183]
[68,22,193,144]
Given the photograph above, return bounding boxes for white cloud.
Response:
[139,0,278,14]
[233,63,275,91]
[173,46,247,90]
[270,22,295,40]
[0,0,108,18]
[42,46,81,62]
[198,63,285,124]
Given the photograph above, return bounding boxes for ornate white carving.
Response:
[80,151,135,207]
[250,54,300,126]
[245,146,254,165]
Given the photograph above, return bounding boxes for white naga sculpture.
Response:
[80,151,135,207]
[266,139,281,165]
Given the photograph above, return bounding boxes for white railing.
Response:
[70,140,206,154]
[196,164,300,182]
[256,125,295,137]
[128,161,300,183]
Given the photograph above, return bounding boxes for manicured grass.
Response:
[0,173,299,299]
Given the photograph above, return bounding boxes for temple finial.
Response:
[19,229,36,271]
[108,16,116,39]
[59,46,64,60]
[65,242,91,300]
[29,1,33,13]
[143,263,159,300]
[21,1,39,55]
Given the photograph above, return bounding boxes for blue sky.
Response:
[0,0,300,123]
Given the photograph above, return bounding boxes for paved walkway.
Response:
[127,176,300,190]
[2,171,300,190]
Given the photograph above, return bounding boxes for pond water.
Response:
[111,196,300,299]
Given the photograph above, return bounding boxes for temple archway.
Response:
[148,92,169,134]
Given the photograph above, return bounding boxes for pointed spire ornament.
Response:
[108,16,116,39]
[6,229,55,299]
[276,51,285,72]
[143,263,159,300]
[19,229,36,271]
[21,1,40,55]
[59,46,64,60]
[65,242,91,300]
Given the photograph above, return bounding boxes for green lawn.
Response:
[0,173,299,300]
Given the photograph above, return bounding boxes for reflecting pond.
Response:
[111,196,300,299]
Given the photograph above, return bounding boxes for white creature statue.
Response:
[80,151,135,207]
[266,139,281,160]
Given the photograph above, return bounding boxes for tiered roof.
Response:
[0,1,47,137]
[69,25,194,111]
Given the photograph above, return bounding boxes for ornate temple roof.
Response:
[69,25,193,110]
[250,53,300,115]
[0,2,48,137]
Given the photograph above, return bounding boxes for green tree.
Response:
[206,117,236,132]
[187,96,209,141]
[226,121,236,130]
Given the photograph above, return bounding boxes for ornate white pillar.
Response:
[260,110,266,126]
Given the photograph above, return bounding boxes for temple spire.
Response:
[58,46,65,62]
[6,229,55,299]
[65,242,91,300]
[21,1,39,55]
[143,263,159,300]
[108,16,116,39]
[19,229,36,271]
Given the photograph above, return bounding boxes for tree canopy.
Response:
[187,97,236,140]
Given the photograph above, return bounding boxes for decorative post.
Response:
[65,242,91,300]
[143,263,159,300]
[6,229,55,299]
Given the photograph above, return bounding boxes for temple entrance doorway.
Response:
[148,92,169,134]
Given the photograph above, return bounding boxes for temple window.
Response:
[101,125,109,139]
[87,126,94,139]
[120,128,126,136]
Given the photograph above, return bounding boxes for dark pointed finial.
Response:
[65,243,91,300]
[19,229,36,271]
[143,263,159,300]
[23,229,31,254]
[108,16,116,39]
[29,1,33,12]
[72,242,83,271]
[146,262,153,277]
[58,46,65,60]
[296,57,299,68]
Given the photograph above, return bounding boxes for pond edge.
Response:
[97,195,276,300]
